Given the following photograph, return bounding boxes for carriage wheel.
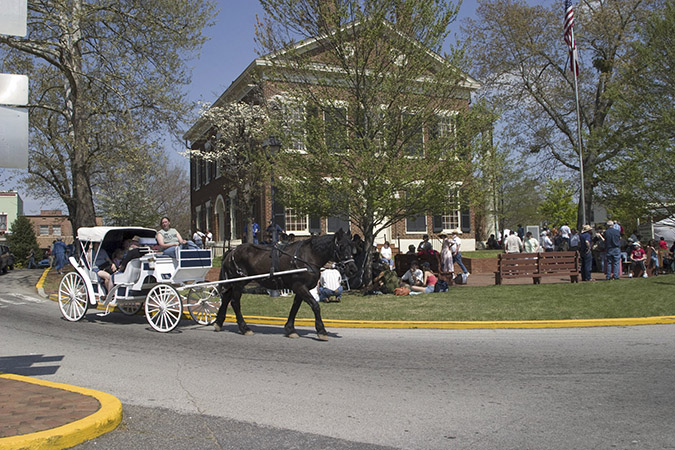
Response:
[145,284,182,333]
[186,286,221,325]
[118,301,143,316]
[58,272,89,321]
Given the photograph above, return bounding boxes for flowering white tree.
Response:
[190,102,269,243]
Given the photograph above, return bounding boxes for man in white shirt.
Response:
[540,231,554,251]
[504,231,524,253]
[318,262,343,302]
[401,261,423,287]
[560,223,571,247]
[380,241,394,269]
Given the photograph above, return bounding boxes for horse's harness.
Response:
[227,237,353,282]
[269,239,353,277]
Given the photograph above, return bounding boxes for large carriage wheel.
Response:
[58,272,89,321]
[145,284,182,333]
[118,301,143,316]
[186,286,221,325]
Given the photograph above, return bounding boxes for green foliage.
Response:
[598,2,675,220]
[6,216,40,265]
[537,178,577,227]
[257,0,476,282]
[95,152,189,230]
[464,0,664,223]
[0,0,216,232]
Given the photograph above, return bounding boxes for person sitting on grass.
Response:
[401,261,423,288]
[318,262,343,302]
[410,261,437,293]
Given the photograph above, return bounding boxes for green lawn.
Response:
[42,267,675,322]
[236,275,675,321]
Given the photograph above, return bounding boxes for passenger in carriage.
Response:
[116,236,146,273]
[97,248,124,293]
[156,216,199,258]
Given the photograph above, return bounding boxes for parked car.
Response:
[0,244,16,274]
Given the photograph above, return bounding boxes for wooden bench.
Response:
[394,252,454,284]
[495,252,579,285]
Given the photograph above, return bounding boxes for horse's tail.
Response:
[218,248,238,293]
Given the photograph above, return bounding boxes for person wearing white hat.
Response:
[540,230,553,252]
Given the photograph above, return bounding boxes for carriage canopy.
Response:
[77,227,157,244]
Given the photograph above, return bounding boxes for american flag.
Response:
[564,0,579,75]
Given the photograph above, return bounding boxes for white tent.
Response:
[653,217,675,247]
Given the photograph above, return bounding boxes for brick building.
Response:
[184,17,480,253]
[25,210,103,250]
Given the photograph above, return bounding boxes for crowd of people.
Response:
[490,221,675,281]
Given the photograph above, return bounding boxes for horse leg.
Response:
[213,287,232,332]
[304,294,329,341]
[229,285,253,336]
[284,286,328,340]
[284,295,303,338]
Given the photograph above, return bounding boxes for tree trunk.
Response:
[64,0,97,233]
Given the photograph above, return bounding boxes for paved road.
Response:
[2,269,675,449]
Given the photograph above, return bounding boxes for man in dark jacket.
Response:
[604,221,621,280]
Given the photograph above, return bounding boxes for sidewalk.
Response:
[0,373,121,449]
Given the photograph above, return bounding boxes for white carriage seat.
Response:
[112,258,143,286]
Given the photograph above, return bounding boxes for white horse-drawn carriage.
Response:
[58,226,221,332]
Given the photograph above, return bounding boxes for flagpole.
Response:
[564,0,586,226]
[571,38,586,227]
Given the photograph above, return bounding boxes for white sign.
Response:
[0,74,28,106]
[0,0,27,37]
[0,106,28,168]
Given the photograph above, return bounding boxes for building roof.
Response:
[183,18,481,144]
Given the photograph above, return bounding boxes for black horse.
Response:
[214,229,357,340]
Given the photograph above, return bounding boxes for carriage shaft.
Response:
[175,268,309,292]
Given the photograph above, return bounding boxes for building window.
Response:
[441,211,460,231]
[327,214,350,233]
[290,105,306,151]
[205,201,212,232]
[406,215,426,233]
[285,208,308,233]
[0,214,6,232]
[40,225,49,236]
[52,225,62,237]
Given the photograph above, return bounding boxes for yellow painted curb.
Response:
[234,315,675,329]
[36,268,50,297]
[0,374,122,450]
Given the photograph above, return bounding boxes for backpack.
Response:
[434,279,449,292]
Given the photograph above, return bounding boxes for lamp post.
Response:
[263,137,282,241]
